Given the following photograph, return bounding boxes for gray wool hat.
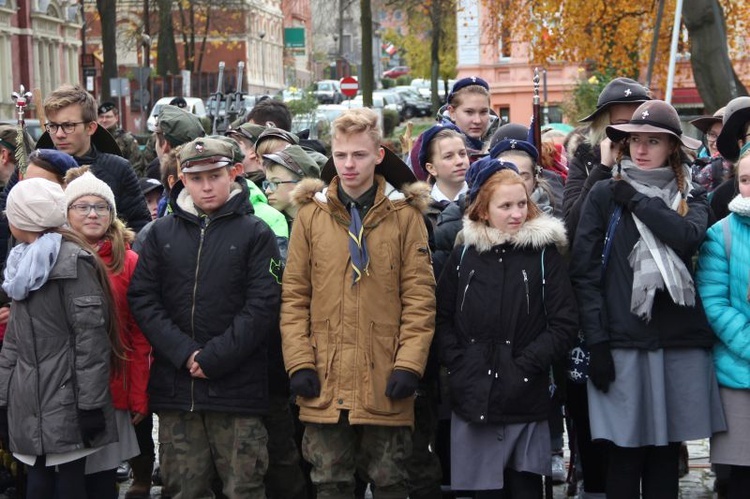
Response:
[606,100,701,150]
[580,77,651,123]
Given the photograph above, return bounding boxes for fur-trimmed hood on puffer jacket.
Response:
[291,176,432,214]
[461,212,568,255]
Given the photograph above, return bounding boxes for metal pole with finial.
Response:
[11,85,33,177]
[532,68,542,154]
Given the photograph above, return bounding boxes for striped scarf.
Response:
[620,159,695,322]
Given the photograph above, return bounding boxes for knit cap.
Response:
[65,171,118,219]
[5,178,67,232]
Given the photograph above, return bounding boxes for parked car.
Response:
[311,80,344,104]
[391,87,431,118]
[147,96,207,132]
[352,92,403,122]
[382,66,410,79]
[291,110,331,141]
[410,78,456,103]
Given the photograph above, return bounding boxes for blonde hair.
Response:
[467,169,541,223]
[255,138,289,157]
[44,84,97,123]
[331,108,382,149]
[587,111,610,147]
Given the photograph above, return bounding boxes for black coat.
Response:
[127,179,282,415]
[562,141,612,243]
[570,179,715,350]
[436,215,577,425]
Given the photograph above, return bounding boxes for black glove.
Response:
[0,407,8,447]
[78,408,106,447]
[385,369,420,399]
[289,369,321,398]
[588,342,616,393]
[612,180,638,208]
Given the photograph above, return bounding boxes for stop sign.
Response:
[340,77,359,98]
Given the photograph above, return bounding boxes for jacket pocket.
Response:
[54,377,82,447]
[447,343,485,417]
[297,319,335,409]
[72,295,105,329]
[148,361,176,398]
[363,322,406,415]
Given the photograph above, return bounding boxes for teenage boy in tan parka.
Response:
[280,108,435,499]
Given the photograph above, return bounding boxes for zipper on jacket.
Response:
[522,269,530,314]
[189,218,208,412]
[460,269,475,312]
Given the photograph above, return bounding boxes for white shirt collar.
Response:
[431,182,468,202]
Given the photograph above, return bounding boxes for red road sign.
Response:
[340,77,359,98]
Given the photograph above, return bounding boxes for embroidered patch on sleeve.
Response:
[269,258,282,284]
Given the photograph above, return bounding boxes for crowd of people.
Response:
[0,75,746,499]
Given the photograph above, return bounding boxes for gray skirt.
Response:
[85,409,140,474]
[450,412,550,490]
[588,348,726,447]
[711,387,750,466]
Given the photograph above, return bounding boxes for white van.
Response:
[146,97,207,132]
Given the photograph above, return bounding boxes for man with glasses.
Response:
[0,85,150,269]
[97,101,146,177]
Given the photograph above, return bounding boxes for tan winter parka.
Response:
[281,175,435,427]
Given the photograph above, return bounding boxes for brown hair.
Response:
[52,227,126,371]
[160,149,179,192]
[0,125,18,160]
[27,155,66,185]
[43,84,97,124]
[331,108,382,150]
[466,169,541,223]
[448,85,490,108]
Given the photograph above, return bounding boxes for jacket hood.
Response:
[291,175,431,213]
[461,213,568,254]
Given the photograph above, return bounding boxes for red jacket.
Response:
[100,240,151,415]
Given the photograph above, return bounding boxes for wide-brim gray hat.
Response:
[580,77,651,123]
[606,100,702,150]
[717,97,750,161]
[690,107,725,134]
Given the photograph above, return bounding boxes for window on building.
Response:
[498,26,511,60]
[497,106,510,124]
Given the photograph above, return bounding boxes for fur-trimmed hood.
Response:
[461,213,568,254]
[291,175,431,213]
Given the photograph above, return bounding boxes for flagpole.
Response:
[664,0,684,104]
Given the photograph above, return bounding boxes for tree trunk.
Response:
[429,0,441,114]
[156,0,179,76]
[360,0,373,107]
[683,0,747,112]
[96,0,117,102]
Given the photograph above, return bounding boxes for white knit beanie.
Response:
[65,172,117,219]
[5,178,67,232]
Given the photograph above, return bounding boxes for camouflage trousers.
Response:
[302,410,412,499]
[157,410,268,499]
[263,394,308,499]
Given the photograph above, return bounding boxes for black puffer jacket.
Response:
[436,214,577,424]
[128,179,282,414]
[570,178,715,350]
[562,141,612,242]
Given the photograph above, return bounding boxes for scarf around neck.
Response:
[619,159,695,321]
[2,232,63,301]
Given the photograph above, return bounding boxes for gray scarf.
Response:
[2,233,62,301]
[531,185,554,215]
[619,159,695,321]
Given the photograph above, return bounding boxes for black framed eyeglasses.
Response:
[45,121,87,134]
[68,203,111,216]
[262,180,299,192]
